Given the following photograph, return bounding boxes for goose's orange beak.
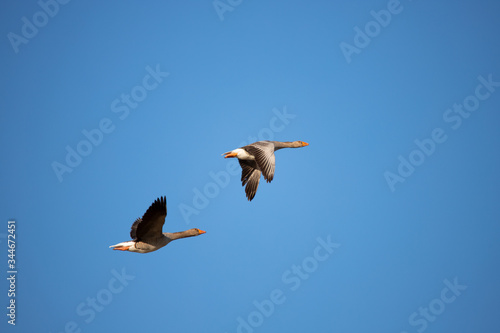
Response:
[302,142,309,146]
[223,152,238,158]
[198,229,206,234]
[113,246,130,251]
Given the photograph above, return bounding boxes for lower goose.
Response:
[110,196,205,253]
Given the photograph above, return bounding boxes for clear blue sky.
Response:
[1,0,500,332]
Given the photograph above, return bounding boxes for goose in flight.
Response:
[223,140,309,201]
[110,196,205,253]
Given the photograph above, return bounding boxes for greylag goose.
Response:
[223,140,309,201]
[110,196,205,253]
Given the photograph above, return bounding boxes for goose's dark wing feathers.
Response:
[131,196,167,241]
[130,218,142,239]
[238,159,261,201]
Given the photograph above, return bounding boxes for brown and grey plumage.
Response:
[223,140,309,201]
[109,196,206,253]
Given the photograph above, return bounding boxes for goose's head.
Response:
[294,141,309,147]
[193,228,206,235]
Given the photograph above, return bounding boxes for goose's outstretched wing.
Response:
[130,196,167,241]
[242,141,276,183]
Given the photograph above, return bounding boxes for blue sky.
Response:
[1,0,500,332]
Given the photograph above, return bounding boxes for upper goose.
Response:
[110,196,205,253]
[223,140,309,201]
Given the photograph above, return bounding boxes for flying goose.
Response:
[110,196,205,253]
[223,140,309,201]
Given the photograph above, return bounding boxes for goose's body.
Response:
[223,140,308,201]
[109,196,205,253]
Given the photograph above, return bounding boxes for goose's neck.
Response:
[165,230,197,240]
[270,141,294,150]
